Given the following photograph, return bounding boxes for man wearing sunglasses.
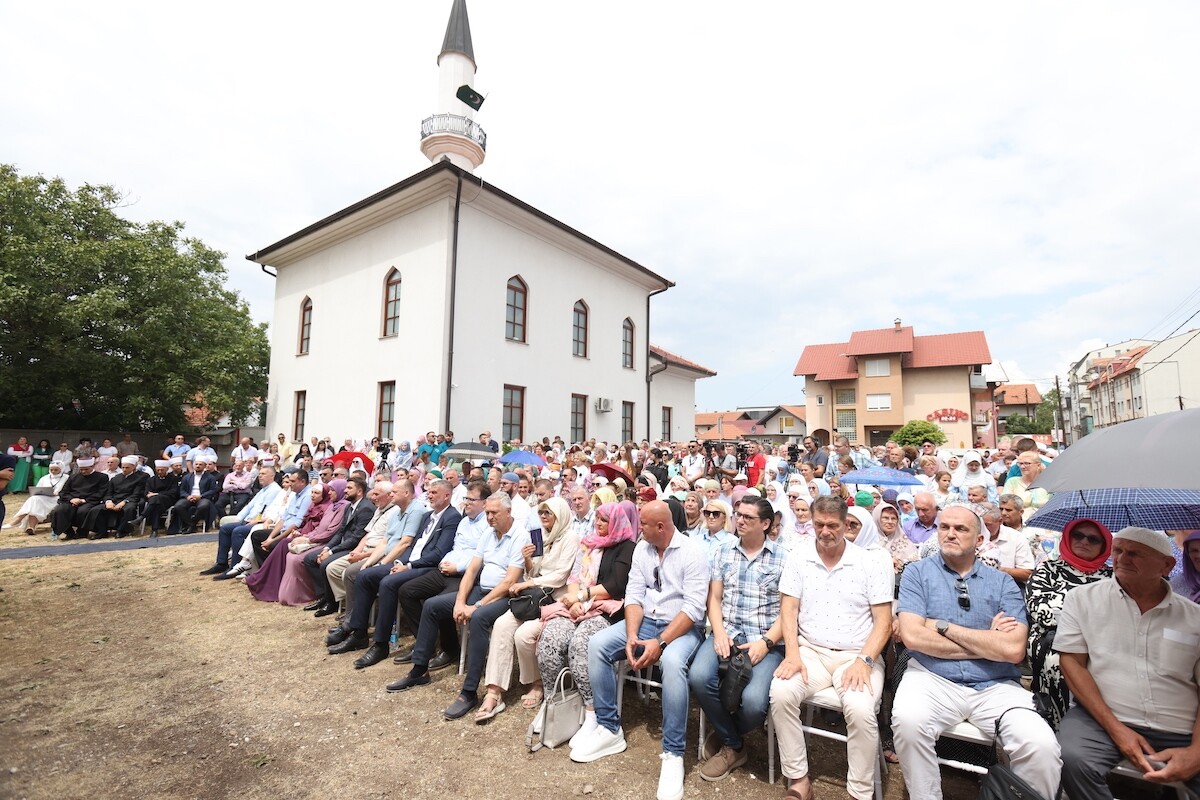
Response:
[893,504,1060,800]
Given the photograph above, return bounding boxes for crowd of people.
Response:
[3,428,1198,799]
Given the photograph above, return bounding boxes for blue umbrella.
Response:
[839,467,924,487]
[1027,488,1200,532]
[499,450,546,468]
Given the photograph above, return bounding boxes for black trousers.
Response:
[250,526,275,565]
[396,570,462,649]
[141,494,174,531]
[51,501,98,537]
[304,547,341,603]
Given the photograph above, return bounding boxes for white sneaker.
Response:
[568,710,598,750]
[531,705,544,735]
[226,560,251,577]
[569,724,626,763]
[657,753,685,800]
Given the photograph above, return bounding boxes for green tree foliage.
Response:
[0,165,269,431]
[1005,389,1057,434]
[891,420,948,448]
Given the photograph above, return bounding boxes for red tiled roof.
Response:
[1086,346,1150,389]
[793,343,857,381]
[778,404,807,421]
[695,411,751,428]
[697,419,757,441]
[650,344,717,377]
[903,331,992,369]
[994,382,1043,406]
[846,326,914,356]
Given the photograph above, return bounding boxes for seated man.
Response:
[202,467,282,576]
[688,496,786,782]
[893,504,1060,800]
[168,457,219,534]
[301,477,378,615]
[247,469,311,563]
[85,455,148,539]
[1056,526,1200,798]
[977,503,1034,584]
[322,484,398,617]
[213,459,255,518]
[574,500,707,800]
[386,490,526,723]
[49,457,108,540]
[769,495,892,800]
[131,459,181,535]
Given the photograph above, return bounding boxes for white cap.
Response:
[169,456,183,466]
[120,455,139,466]
[154,460,170,468]
[1112,527,1175,558]
[77,458,96,467]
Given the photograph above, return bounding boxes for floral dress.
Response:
[1024,558,1112,728]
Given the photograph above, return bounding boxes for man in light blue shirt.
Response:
[249,469,311,564]
[204,466,281,575]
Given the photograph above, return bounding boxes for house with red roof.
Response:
[794,320,993,448]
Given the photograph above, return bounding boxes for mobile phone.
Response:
[530,527,544,557]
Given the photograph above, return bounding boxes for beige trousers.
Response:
[483,610,543,691]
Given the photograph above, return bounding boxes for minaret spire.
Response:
[420,0,487,172]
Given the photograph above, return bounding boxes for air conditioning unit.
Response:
[595,397,613,413]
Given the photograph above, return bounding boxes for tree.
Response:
[891,420,947,449]
[0,165,269,431]
[1005,390,1057,435]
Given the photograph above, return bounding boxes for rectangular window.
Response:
[661,406,672,441]
[378,382,396,440]
[293,391,307,442]
[571,394,587,443]
[864,358,890,377]
[503,385,525,443]
[622,319,635,369]
[836,409,857,441]
[815,395,824,406]
[622,401,634,443]
[778,415,795,433]
[835,388,857,406]
[866,393,892,411]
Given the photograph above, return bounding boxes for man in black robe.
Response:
[50,457,109,539]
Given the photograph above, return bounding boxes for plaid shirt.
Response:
[711,538,786,642]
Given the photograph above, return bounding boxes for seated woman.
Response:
[681,490,705,537]
[873,501,916,572]
[247,480,347,605]
[535,500,638,745]
[844,505,881,549]
[1170,530,1200,603]
[1003,452,1050,520]
[1025,517,1112,728]
[476,497,580,723]
[6,461,68,534]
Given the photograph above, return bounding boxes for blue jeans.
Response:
[588,617,702,757]
[688,634,782,750]
[217,521,255,565]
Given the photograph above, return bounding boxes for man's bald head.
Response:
[639,500,672,549]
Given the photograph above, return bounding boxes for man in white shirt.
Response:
[977,503,1035,583]
[681,441,707,487]
[230,436,258,464]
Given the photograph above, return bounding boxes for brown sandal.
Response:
[520,687,544,709]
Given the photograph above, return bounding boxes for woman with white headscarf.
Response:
[950,450,998,504]
[845,505,881,550]
[5,461,68,534]
[390,441,414,471]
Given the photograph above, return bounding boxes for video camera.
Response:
[377,440,392,461]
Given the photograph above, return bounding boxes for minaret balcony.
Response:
[420,114,487,151]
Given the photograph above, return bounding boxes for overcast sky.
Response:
[5,1,1199,412]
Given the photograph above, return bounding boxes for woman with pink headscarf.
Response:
[247,480,347,605]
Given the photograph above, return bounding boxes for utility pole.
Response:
[1055,375,1068,446]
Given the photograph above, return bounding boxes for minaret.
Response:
[420,0,487,172]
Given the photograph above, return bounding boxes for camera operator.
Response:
[709,442,738,483]
[799,436,828,478]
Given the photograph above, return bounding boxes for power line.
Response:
[1134,283,1200,343]
[1141,324,1200,378]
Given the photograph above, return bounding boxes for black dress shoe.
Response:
[327,629,369,654]
[393,645,415,664]
[386,670,431,693]
[428,650,456,672]
[443,692,479,720]
[354,643,390,669]
[199,564,228,576]
[325,626,350,647]
[302,599,324,612]
[313,603,339,618]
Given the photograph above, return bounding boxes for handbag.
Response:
[977,707,1048,800]
[525,668,584,752]
[509,586,555,622]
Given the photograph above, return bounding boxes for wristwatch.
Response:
[762,635,777,649]
[655,636,668,650]
[936,619,951,637]
[857,654,875,667]
[474,600,484,608]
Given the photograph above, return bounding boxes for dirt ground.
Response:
[0,494,987,800]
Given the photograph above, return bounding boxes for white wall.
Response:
[650,365,699,442]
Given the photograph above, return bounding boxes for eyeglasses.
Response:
[701,509,725,518]
[954,577,971,611]
[733,511,764,521]
[464,496,482,503]
[1070,531,1105,547]
[537,509,554,516]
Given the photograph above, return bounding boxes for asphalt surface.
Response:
[0,531,217,560]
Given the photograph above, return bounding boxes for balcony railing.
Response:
[420,114,487,150]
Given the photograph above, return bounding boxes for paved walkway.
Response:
[0,532,217,561]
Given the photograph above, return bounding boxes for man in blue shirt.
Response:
[893,504,1060,800]
[202,466,281,575]
[248,469,311,565]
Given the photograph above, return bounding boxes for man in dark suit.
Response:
[51,457,109,539]
[85,455,149,539]
[167,457,220,534]
[331,480,463,667]
[303,477,379,616]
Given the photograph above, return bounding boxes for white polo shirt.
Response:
[780,538,893,651]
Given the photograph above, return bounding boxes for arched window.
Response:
[506,276,527,342]
[298,297,313,355]
[572,300,589,357]
[622,318,635,369]
[382,269,401,337]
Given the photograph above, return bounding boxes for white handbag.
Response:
[526,668,584,752]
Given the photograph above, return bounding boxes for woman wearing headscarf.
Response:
[6,461,68,534]
[844,505,881,550]
[476,496,581,722]
[1024,517,1113,728]
[6,437,33,493]
[681,491,705,537]
[247,480,346,605]
[536,500,638,744]
[950,450,998,504]
[765,480,788,524]
[807,478,831,502]
[390,440,414,471]
[1170,530,1200,603]
[873,501,916,571]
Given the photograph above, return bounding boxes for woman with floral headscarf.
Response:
[535,500,638,746]
[1024,517,1113,728]
[476,496,581,723]
[248,480,347,606]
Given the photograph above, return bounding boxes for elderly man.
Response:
[1056,527,1200,798]
[893,504,1060,800]
[50,457,109,539]
[688,496,786,782]
[769,495,892,800]
[203,466,282,576]
[85,455,149,539]
[572,500,707,800]
[978,503,1035,584]
[301,476,377,615]
[902,492,940,544]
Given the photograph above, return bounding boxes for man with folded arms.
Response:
[1056,526,1200,798]
[893,504,1060,800]
[688,496,786,782]
[301,477,377,616]
[767,494,892,800]
[573,500,707,800]
[50,457,108,539]
[202,467,281,577]
[85,455,148,539]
